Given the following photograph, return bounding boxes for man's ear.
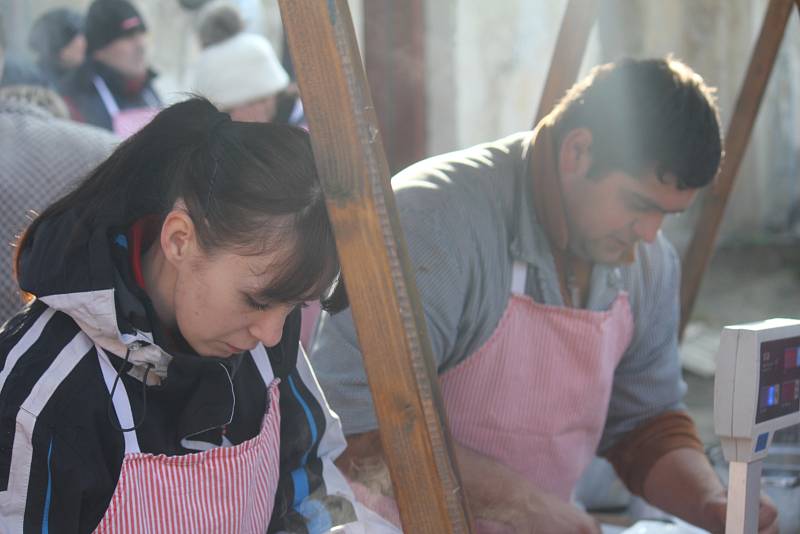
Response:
[160,206,198,268]
[558,127,593,184]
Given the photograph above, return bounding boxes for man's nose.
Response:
[633,212,664,243]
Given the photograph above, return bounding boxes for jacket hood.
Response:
[17,208,237,383]
[15,206,307,447]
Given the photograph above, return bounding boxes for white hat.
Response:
[192,32,289,110]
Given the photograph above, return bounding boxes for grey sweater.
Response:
[310,132,687,454]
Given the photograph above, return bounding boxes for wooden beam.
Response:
[278,1,473,532]
[679,0,795,336]
[534,0,599,125]
[365,0,427,174]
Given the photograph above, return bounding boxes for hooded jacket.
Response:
[0,206,362,533]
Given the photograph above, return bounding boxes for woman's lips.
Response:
[224,343,247,353]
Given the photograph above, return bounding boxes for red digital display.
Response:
[785,347,800,369]
[758,337,800,423]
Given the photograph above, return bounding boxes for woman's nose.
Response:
[247,307,290,348]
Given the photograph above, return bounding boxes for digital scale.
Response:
[714,318,800,534]
[599,319,800,534]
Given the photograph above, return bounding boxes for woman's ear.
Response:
[558,127,593,184]
[160,205,198,268]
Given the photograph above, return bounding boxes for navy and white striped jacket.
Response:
[0,208,366,533]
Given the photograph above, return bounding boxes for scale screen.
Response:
[756,335,800,423]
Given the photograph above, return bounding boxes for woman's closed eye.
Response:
[244,294,273,312]
[243,290,312,313]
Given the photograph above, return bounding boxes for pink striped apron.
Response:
[352,261,633,532]
[93,347,282,534]
[441,260,633,530]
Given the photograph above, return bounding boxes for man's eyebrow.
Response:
[627,190,685,214]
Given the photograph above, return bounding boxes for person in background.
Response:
[60,0,160,137]
[28,8,86,87]
[195,0,243,49]
[0,97,397,533]
[0,56,49,87]
[0,40,46,88]
[0,15,117,324]
[310,57,779,534]
[192,0,289,123]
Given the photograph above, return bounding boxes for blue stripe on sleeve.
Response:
[41,437,54,534]
[290,466,310,507]
[287,374,318,505]
[287,375,317,464]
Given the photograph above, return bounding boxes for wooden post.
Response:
[679,0,795,336]
[278,1,473,532]
[365,0,427,174]
[534,0,599,125]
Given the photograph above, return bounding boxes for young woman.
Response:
[0,98,395,533]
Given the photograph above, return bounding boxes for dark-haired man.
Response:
[311,58,779,533]
[60,0,160,136]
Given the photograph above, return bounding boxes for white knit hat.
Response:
[192,32,289,110]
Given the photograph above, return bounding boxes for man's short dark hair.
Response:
[549,57,723,189]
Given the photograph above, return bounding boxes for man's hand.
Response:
[643,448,780,534]
[456,442,600,533]
[338,431,600,533]
[510,488,601,534]
[699,489,779,534]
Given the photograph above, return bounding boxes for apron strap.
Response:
[92,75,120,117]
[97,347,141,454]
[250,345,276,386]
[142,87,159,108]
[511,261,529,295]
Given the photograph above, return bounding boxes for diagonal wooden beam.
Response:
[679,0,795,337]
[534,0,599,125]
[278,1,473,532]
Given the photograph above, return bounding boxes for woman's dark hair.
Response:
[16,97,345,311]
[548,57,723,189]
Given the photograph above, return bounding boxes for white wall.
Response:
[427,0,601,153]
